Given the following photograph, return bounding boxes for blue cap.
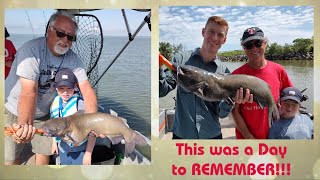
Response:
[280,87,302,104]
[54,68,78,88]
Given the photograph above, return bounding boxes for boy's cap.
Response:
[54,68,78,88]
[280,87,302,104]
[241,27,265,44]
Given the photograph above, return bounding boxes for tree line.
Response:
[160,37,313,61]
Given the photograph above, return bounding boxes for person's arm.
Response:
[83,135,96,165]
[232,104,255,139]
[78,80,98,113]
[12,77,37,143]
[159,68,177,97]
[52,138,59,154]
[5,61,13,68]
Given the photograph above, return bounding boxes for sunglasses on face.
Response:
[243,40,264,50]
[51,26,76,42]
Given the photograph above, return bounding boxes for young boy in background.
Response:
[50,68,96,165]
[268,87,313,139]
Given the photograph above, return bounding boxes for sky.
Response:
[159,6,314,52]
[5,9,151,37]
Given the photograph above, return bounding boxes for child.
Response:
[50,68,96,165]
[268,87,313,139]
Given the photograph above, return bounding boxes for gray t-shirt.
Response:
[5,37,88,118]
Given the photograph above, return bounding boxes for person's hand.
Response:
[234,87,253,104]
[90,131,106,138]
[83,152,92,165]
[159,68,165,80]
[11,123,36,143]
[171,63,178,79]
[52,141,59,155]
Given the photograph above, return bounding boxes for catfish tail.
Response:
[269,104,280,127]
[124,131,148,155]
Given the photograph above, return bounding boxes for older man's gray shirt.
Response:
[5,37,88,119]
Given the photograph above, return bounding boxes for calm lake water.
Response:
[160,60,314,115]
[8,34,151,159]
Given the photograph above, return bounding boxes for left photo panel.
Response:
[4,9,151,165]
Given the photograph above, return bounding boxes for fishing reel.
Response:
[300,88,309,102]
[299,88,313,120]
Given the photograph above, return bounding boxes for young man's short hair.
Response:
[205,16,229,34]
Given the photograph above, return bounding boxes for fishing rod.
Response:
[93,10,151,87]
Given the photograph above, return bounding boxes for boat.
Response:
[159,108,237,140]
[7,9,151,165]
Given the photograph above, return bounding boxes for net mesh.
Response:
[71,14,103,97]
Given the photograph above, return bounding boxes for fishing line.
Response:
[25,9,35,38]
[42,10,47,30]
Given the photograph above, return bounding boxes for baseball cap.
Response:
[5,27,10,38]
[241,27,265,44]
[54,68,78,88]
[280,87,302,104]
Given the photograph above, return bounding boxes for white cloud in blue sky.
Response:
[5,9,150,37]
[159,6,313,51]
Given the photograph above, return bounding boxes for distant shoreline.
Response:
[219,52,314,61]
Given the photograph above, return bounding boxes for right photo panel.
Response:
[159,6,314,140]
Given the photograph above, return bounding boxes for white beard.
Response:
[54,42,70,55]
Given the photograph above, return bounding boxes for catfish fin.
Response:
[197,88,204,96]
[107,135,124,145]
[134,130,149,146]
[271,106,280,121]
[197,81,209,96]
[125,142,135,155]
[257,101,264,109]
[268,105,280,128]
[124,131,148,155]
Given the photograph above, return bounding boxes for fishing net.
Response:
[72,14,103,97]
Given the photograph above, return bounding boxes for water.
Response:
[95,36,151,139]
[9,34,151,158]
[160,60,314,115]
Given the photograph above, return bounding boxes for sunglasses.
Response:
[243,40,264,50]
[51,26,76,42]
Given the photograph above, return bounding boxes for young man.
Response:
[232,27,293,139]
[268,87,313,139]
[50,69,96,165]
[5,10,98,165]
[160,16,252,139]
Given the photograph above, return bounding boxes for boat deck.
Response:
[160,110,236,140]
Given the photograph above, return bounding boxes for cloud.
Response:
[160,6,313,51]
